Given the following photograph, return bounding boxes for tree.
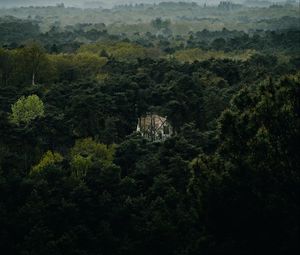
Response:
[73,52,107,78]
[10,94,45,126]
[22,42,47,85]
[31,150,63,174]
[70,138,115,178]
[192,74,300,253]
[151,18,171,31]
[0,48,13,86]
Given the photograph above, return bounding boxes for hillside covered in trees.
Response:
[0,1,299,254]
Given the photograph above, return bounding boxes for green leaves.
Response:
[10,94,45,126]
[70,138,116,178]
[78,42,147,62]
[31,151,63,174]
[192,73,300,253]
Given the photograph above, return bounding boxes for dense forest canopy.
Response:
[0,1,299,254]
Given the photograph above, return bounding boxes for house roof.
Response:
[138,114,168,131]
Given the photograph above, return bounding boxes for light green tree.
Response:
[31,151,63,175]
[70,138,116,178]
[10,94,45,126]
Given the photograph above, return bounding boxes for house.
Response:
[136,113,173,141]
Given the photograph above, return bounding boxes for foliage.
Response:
[174,48,256,62]
[21,42,48,85]
[191,74,300,253]
[70,138,116,178]
[79,42,147,62]
[10,94,45,126]
[0,3,299,255]
[31,150,63,174]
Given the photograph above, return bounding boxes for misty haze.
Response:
[0,0,292,8]
[0,0,299,254]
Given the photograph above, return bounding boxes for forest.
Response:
[0,1,299,254]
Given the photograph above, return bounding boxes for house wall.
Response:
[136,114,173,141]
